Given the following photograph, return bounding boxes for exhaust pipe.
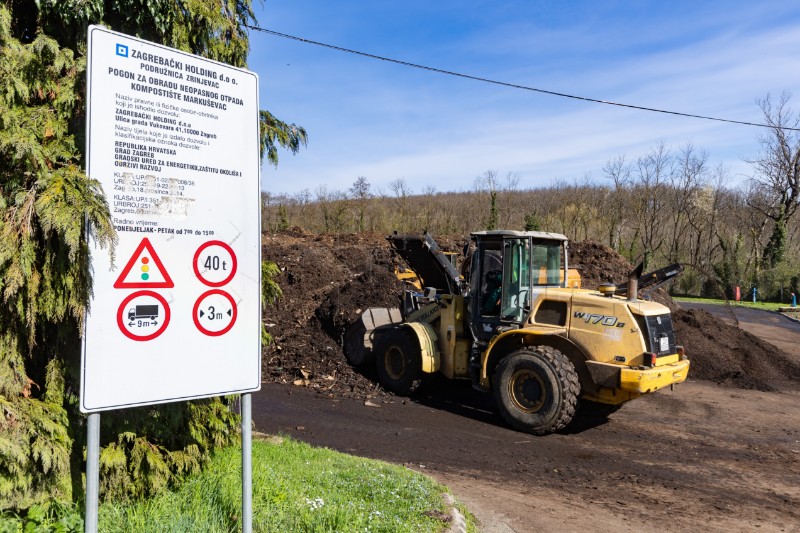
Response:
[627,263,644,302]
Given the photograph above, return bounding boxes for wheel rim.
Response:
[384,345,405,380]
[508,369,546,413]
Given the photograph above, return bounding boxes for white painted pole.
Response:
[241,393,252,533]
[85,413,100,533]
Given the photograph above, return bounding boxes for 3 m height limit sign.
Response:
[81,26,261,412]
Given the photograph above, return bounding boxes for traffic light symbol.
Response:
[141,257,150,281]
[113,238,174,289]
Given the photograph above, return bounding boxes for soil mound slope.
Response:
[262,231,798,398]
[673,308,800,391]
[263,231,402,399]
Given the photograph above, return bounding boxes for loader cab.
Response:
[469,231,569,341]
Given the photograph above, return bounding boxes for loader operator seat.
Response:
[482,269,502,315]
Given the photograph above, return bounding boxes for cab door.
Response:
[470,237,503,342]
[498,237,532,322]
[470,236,532,342]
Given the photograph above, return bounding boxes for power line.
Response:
[247,24,800,132]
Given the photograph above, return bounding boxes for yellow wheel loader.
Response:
[345,231,690,435]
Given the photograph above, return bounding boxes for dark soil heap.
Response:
[568,240,635,289]
[263,230,403,399]
[673,308,800,391]
[262,231,799,398]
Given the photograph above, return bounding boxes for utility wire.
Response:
[247,25,800,132]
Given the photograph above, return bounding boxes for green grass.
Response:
[0,501,83,532]
[673,296,791,312]
[98,436,456,533]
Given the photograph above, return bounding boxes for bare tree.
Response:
[420,185,438,231]
[474,170,498,193]
[602,155,633,252]
[632,142,672,268]
[746,92,800,268]
[666,143,708,263]
[389,178,412,230]
[498,172,523,228]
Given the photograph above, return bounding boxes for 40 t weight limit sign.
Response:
[192,241,238,336]
[194,240,237,287]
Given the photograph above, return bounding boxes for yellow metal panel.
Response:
[394,267,422,289]
[568,292,647,363]
[405,322,440,373]
[581,359,690,404]
[440,325,457,378]
[654,354,680,366]
[454,340,470,377]
[619,360,690,393]
[437,295,462,378]
[486,327,566,353]
[582,388,640,405]
[532,267,582,287]
[517,325,567,336]
[407,302,441,323]
[627,300,674,317]
[566,268,582,289]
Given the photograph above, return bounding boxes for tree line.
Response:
[263,94,800,302]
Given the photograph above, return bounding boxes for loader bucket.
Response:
[344,307,403,367]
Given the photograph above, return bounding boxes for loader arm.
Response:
[387,232,464,295]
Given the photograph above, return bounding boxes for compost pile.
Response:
[568,240,635,289]
[262,230,800,399]
[672,308,800,391]
[262,230,405,399]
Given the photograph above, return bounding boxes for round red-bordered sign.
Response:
[192,289,237,336]
[193,240,237,287]
[116,290,171,341]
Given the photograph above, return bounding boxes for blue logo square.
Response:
[116,44,128,57]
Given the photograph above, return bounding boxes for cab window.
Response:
[477,244,502,316]
[500,238,531,320]
[532,241,562,286]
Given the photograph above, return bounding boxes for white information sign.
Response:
[81,26,261,412]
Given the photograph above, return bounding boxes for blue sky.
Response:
[249,1,800,196]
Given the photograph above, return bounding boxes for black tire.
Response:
[344,321,371,367]
[493,346,580,435]
[374,327,422,396]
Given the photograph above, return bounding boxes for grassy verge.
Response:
[98,435,457,532]
[673,296,790,312]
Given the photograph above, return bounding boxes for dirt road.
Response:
[252,307,800,532]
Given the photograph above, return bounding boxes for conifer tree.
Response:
[0,0,300,509]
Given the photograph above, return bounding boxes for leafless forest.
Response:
[262,94,800,301]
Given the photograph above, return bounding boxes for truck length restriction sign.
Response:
[81,26,261,412]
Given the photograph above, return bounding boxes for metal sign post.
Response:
[241,393,253,533]
[82,25,261,531]
[85,414,100,533]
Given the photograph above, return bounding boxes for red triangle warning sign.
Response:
[114,237,174,289]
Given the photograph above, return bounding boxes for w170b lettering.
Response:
[574,311,625,328]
